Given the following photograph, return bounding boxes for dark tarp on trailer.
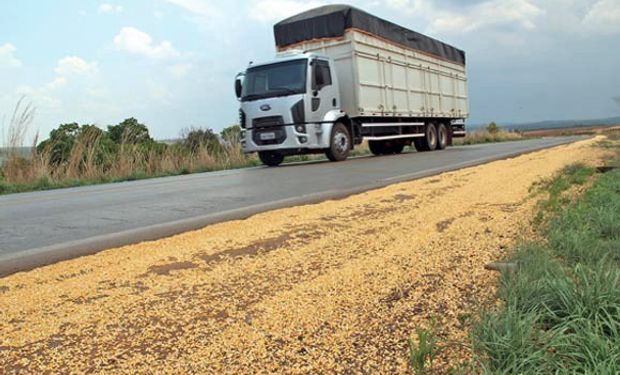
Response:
[273,4,465,65]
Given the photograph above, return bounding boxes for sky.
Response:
[1,0,619,143]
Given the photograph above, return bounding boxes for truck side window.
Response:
[314,60,332,88]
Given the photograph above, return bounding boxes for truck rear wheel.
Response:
[437,123,448,150]
[369,140,385,156]
[369,140,404,156]
[326,123,350,162]
[414,123,438,152]
[258,151,284,167]
[390,143,405,154]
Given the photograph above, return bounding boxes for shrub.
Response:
[486,122,499,134]
[0,108,252,193]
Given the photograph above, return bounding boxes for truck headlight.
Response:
[295,124,306,133]
[291,99,305,124]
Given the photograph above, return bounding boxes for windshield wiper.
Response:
[241,94,265,101]
[270,87,298,95]
[242,88,300,101]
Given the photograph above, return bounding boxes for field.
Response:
[520,124,620,137]
[0,136,611,373]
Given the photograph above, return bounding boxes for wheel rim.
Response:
[334,131,348,154]
[439,127,446,145]
[429,127,437,148]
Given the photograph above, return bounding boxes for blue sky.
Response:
[1,0,619,143]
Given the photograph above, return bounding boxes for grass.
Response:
[0,101,540,197]
[471,139,620,374]
[0,145,259,195]
[453,129,526,146]
[409,325,439,375]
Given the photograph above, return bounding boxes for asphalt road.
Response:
[0,136,583,276]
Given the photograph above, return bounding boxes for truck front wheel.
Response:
[326,123,351,162]
[258,151,284,167]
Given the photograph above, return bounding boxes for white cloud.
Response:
[385,0,544,35]
[169,63,192,78]
[98,3,123,14]
[249,0,326,23]
[15,79,65,112]
[441,1,542,33]
[113,27,180,59]
[46,77,67,90]
[0,43,22,68]
[582,0,620,34]
[55,56,99,76]
[165,0,217,17]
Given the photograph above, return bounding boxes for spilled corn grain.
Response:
[0,137,609,373]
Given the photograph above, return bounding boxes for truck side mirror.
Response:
[234,73,244,99]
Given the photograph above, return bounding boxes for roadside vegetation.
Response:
[453,122,525,146]
[406,135,620,374]
[0,100,256,195]
[470,136,620,373]
[0,99,565,195]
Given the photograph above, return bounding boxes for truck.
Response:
[235,4,468,166]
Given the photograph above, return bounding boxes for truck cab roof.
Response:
[247,51,329,69]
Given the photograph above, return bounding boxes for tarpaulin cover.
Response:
[274,4,465,65]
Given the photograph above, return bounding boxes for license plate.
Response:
[259,132,276,140]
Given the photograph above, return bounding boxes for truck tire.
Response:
[389,143,405,154]
[326,122,351,162]
[414,123,438,152]
[437,123,448,150]
[258,151,284,167]
[369,140,386,156]
[369,140,404,156]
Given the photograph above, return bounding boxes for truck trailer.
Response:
[235,4,468,166]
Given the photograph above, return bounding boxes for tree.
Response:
[486,121,499,134]
[37,123,80,165]
[37,123,116,166]
[107,118,152,144]
[221,125,241,143]
[182,127,222,153]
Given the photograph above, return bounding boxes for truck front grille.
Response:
[252,116,286,145]
[252,116,284,128]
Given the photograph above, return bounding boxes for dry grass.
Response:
[1,140,254,193]
[453,129,525,146]
[0,101,256,194]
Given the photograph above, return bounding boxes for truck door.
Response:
[308,59,338,124]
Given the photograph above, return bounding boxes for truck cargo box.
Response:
[274,5,469,120]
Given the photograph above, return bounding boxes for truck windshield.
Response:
[241,59,307,101]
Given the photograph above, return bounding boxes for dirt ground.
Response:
[0,137,609,374]
[520,124,620,137]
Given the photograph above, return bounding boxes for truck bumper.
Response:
[242,123,331,153]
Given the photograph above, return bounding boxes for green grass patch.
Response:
[409,323,440,375]
[530,163,595,224]
[472,152,620,373]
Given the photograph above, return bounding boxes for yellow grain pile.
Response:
[0,137,608,374]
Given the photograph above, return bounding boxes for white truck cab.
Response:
[236,52,348,165]
[235,5,468,166]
